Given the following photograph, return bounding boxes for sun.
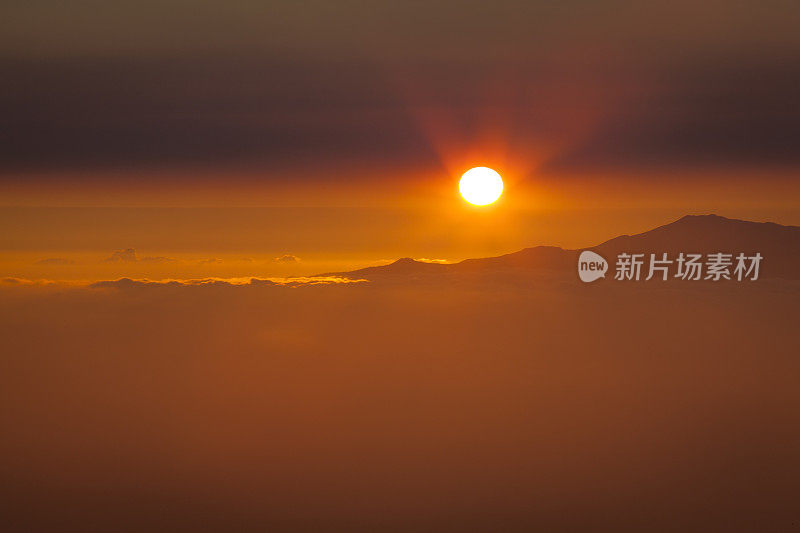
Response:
[459,167,503,206]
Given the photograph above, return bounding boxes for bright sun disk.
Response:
[459,167,503,205]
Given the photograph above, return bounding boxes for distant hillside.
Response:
[325,215,800,281]
[592,215,799,280]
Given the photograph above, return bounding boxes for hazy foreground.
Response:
[1,276,798,532]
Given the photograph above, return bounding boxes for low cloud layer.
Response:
[35,257,74,265]
[0,275,364,289]
[0,276,797,531]
[89,276,364,289]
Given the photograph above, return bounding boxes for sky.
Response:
[1,1,799,278]
[3,5,800,529]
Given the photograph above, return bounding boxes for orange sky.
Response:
[1,164,797,281]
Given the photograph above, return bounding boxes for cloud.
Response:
[2,52,800,177]
[140,256,177,264]
[104,248,138,262]
[35,257,75,265]
[1,277,81,287]
[89,276,365,289]
[1,266,798,531]
[1,275,367,290]
[542,61,800,173]
[415,258,451,264]
[273,254,300,263]
[104,249,175,263]
[94,278,253,289]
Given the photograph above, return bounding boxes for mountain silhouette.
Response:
[326,215,800,281]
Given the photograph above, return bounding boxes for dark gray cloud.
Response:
[1,1,799,177]
[0,57,433,173]
[542,59,800,172]
[2,54,799,177]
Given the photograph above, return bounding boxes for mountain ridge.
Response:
[322,214,800,281]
